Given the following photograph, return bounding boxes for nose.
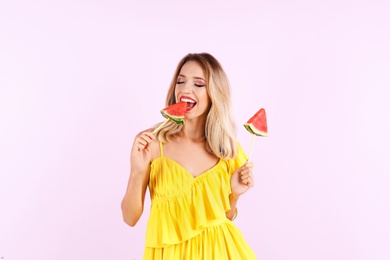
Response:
[180,82,192,93]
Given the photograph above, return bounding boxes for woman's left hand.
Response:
[231,162,255,197]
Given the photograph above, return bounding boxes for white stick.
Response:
[248,134,256,161]
[152,119,169,134]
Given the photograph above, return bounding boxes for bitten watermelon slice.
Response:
[160,101,187,125]
[244,108,268,137]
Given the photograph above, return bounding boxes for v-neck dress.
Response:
[143,142,256,259]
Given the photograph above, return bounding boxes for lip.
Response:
[180,96,196,103]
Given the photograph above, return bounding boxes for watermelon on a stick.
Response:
[244,108,268,160]
[152,101,187,134]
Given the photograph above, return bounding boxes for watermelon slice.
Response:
[244,108,268,137]
[160,101,187,125]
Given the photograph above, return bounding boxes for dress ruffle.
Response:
[144,143,255,259]
[146,158,232,247]
[144,219,256,260]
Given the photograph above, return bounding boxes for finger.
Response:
[139,137,150,147]
[242,175,254,186]
[138,143,148,151]
[143,132,156,140]
[246,178,254,187]
[240,170,254,184]
[139,134,153,144]
[243,161,254,168]
[139,132,155,143]
[136,132,155,150]
[240,174,252,184]
[239,165,254,175]
[240,167,252,177]
[134,143,146,153]
[240,172,251,179]
[137,142,150,151]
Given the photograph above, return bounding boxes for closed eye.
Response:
[176,81,185,84]
[194,83,205,87]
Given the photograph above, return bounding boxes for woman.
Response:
[121,53,256,259]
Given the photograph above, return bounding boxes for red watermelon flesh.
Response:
[161,101,187,125]
[244,108,268,136]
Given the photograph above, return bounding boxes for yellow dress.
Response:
[143,142,256,260]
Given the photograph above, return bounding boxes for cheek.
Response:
[174,87,179,100]
[198,89,210,104]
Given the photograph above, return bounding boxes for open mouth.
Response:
[180,97,197,111]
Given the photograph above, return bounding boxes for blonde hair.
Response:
[155,53,237,158]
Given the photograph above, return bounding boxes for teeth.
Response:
[181,98,196,103]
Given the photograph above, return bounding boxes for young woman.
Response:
[121,53,256,259]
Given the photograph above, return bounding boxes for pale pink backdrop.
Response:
[1,0,389,259]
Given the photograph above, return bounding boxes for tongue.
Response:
[187,102,196,110]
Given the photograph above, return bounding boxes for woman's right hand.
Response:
[130,131,156,175]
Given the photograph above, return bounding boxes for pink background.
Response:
[1,0,389,259]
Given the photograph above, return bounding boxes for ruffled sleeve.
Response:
[227,142,248,177]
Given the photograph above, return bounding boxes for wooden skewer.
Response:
[152,119,169,134]
[247,134,256,161]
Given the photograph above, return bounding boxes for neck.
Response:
[179,118,207,142]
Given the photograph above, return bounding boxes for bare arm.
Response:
[226,194,239,220]
[121,131,155,226]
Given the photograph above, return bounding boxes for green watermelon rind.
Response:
[244,123,268,137]
[161,111,185,125]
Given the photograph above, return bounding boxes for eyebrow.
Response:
[178,74,206,81]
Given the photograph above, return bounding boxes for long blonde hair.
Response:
[155,53,237,159]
